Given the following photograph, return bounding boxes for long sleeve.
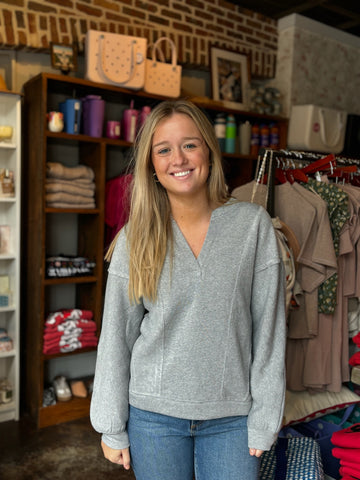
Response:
[90,233,145,450]
[247,212,287,450]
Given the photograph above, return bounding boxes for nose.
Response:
[171,146,187,165]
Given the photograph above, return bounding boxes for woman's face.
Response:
[151,113,210,203]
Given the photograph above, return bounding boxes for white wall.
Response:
[273,14,360,117]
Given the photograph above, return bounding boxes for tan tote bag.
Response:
[144,37,182,98]
[85,30,147,90]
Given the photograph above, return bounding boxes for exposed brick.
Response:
[41,34,49,47]
[123,7,146,20]
[49,15,59,42]
[94,0,119,12]
[80,18,87,33]
[28,1,56,13]
[116,0,132,5]
[172,21,192,33]
[61,34,70,43]
[3,10,16,45]
[173,2,191,14]
[17,30,27,46]
[161,8,182,21]
[193,9,212,21]
[39,16,47,30]
[105,12,129,23]
[218,17,234,29]
[59,17,67,33]
[0,0,24,6]
[148,14,169,26]
[46,0,73,7]
[205,23,223,34]
[185,15,203,27]
[185,0,203,8]
[76,2,102,17]
[28,13,37,34]
[16,10,25,28]
[135,0,157,13]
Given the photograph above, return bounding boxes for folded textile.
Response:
[45,181,95,198]
[340,475,360,480]
[349,351,360,367]
[46,162,94,181]
[332,423,360,448]
[46,178,96,189]
[43,336,98,355]
[45,309,93,327]
[340,460,360,476]
[353,332,360,347]
[46,201,96,209]
[46,191,94,205]
[333,447,360,463]
[44,333,98,350]
[340,465,360,479]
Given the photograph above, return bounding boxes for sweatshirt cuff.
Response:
[101,431,130,450]
[248,428,278,452]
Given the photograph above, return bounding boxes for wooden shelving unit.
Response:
[0,91,21,423]
[22,72,288,428]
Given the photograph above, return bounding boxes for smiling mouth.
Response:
[173,170,191,177]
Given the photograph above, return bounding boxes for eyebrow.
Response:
[152,136,202,149]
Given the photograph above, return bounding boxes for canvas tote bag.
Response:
[85,30,147,90]
[287,104,347,154]
[144,37,182,98]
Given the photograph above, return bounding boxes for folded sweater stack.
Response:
[46,162,96,208]
[332,423,360,480]
[43,308,98,355]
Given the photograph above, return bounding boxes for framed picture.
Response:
[210,46,250,110]
[50,43,77,74]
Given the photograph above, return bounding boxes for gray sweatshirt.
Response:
[90,201,286,451]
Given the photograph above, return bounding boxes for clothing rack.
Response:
[257,147,360,216]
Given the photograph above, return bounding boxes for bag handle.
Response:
[147,42,165,63]
[319,109,344,149]
[151,37,178,69]
[99,34,137,85]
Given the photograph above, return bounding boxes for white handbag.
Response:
[144,37,182,98]
[84,30,147,90]
[287,104,347,154]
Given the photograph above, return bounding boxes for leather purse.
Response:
[84,30,147,90]
[144,37,182,98]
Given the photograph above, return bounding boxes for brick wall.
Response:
[0,0,278,78]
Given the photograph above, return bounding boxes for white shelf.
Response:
[0,91,21,423]
[0,143,16,150]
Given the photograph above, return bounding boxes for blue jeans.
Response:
[128,405,259,480]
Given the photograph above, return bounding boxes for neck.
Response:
[169,193,214,225]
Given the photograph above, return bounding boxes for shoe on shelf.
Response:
[53,375,72,402]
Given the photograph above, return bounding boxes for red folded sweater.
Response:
[349,351,360,367]
[340,465,360,479]
[332,447,360,464]
[332,423,360,449]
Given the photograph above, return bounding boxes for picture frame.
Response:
[210,46,250,110]
[50,42,77,74]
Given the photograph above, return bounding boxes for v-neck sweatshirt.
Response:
[90,201,286,452]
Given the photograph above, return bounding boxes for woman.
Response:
[90,99,286,480]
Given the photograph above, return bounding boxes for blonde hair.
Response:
[107,99,229,303]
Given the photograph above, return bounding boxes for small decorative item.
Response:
[0,225,11,254]
[0,125,13,142]
[47,111,64,133]
[250,82,282,115]
[106,121,121,139]
[50,42,77,74]
[210,46,250,110]
[0,169,15,198]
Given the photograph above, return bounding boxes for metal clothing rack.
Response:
[257,147,360,216]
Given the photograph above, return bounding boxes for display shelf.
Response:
[0,91,21,423]
[23,72,288,428]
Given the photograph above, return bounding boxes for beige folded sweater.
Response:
[45,180,95,198]
[46,162,95,181]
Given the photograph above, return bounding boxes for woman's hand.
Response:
[249,448,264,457]
[101,440,131,470]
